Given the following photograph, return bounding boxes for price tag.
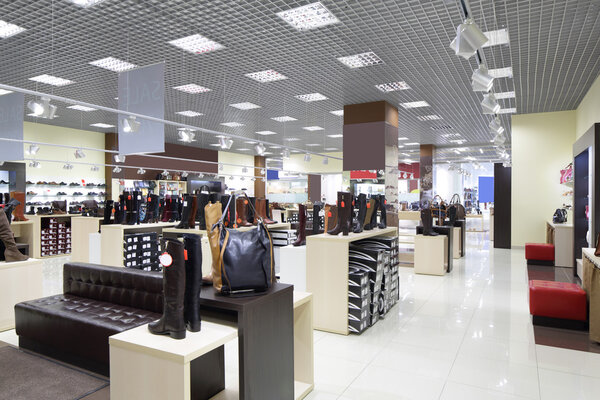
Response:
[183,201,188,207]
[159,252,173,267]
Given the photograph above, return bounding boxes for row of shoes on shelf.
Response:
[26,181,106,187]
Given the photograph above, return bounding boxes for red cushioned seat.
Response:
[529,280,587,322]
[525,243,555,265]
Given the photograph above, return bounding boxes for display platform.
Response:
[0,258,43,331]
[546,220,574,268]
[414,234,447,276]
[70,217,102,263]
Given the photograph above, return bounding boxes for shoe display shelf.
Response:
[8,220,34,259]
[306,226,398,335]
[70,216,103,263]
[27,214,79,258]
[0,258,43,331]
[100,222,177,267]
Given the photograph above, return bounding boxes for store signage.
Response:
[118,63,165,155]
[0,92,24,162]
[350,170,377,179]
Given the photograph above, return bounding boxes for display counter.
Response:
[70,217,103,263]
[546,220,574,268]
[581,248,600,342]
[0,258,43,331]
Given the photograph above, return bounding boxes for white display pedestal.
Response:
[89,233,101,264]
[109,322,238,400]
[546,221,574,268]
[414,234,447,276]
[452,227,461,259]
[71,217,102,263]
[0,258,43,331]
[279,245,307,291]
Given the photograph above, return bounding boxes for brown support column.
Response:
[419,144,435,204]
[105,132,118,200]
[254,156,266,198]
[308,174,321,202]
[343,101,399,225]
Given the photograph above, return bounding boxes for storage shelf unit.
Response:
[306,227,398,335]
[27,214,80,258]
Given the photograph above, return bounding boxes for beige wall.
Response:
[24,122,106,184]
[218,151,256,196]
[576,73,600,139]
[511,111,576,246]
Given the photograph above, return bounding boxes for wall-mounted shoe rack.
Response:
[306,227,398,335]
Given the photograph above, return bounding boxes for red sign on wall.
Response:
[350,170,377,179]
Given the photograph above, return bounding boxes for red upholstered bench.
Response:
[525,243,555,266]
[529,280,588,330]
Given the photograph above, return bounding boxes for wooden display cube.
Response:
[414,234,447,276]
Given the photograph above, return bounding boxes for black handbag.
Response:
[447,194,466,224]
[553,208,567,224]
[211,194,275,294]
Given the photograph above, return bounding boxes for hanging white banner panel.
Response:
[0,92,25,162]
[118,63,165,155]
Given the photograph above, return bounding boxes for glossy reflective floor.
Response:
[2,233,600,399]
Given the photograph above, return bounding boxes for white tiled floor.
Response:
[4,235,600,399]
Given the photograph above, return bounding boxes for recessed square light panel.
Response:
[173,84,211,94]
[256,131,278,135]
[295,93,328,102]
[29,74,74,87]
[271,116,298,122]
[66,0,106,8]
[90,123,114,128]
[329,110,344,116]
[375,81,410,92]
[417,115,442,121]
[168,34,224,54]
[276,2,340,31]
[245,69,287,82]
[337,52,383,68]
[89,57,137,72]
[67,105,97,112]
[176,111,203,117]
[495,91,516,99]
[303,126,324,131]
[488,67,513,78]
[221,122,244,127]
[0,20,26,38]
[230,102,261,110]
[498,108,517,114]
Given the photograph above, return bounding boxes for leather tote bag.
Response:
[447,194,466,223]
[430,195,447,224]
[211,194,275,294]
[552,208,567,224]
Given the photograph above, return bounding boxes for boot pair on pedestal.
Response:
[148,235,202,339]
[363,194,387,230]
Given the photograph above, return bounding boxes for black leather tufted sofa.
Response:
[15,262,163,376]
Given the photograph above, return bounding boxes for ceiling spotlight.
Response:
[162,169,169,177]
[27,97,57,119]
[481,93,501,114]
[450,18,488,60]
[122,115,140,133]
[218,163,224,171]
[178,129,196,143]
[91,165,99,172]
[28,144,40,155]
[182,171,189,178]
[472,65,494,92]
[219,137,233,150]
[322,157,329,165]
[255,143,266,155]
[74,149,86,159]
[242,167,248,174]
[372,179,378,183]
[262,177,267,183]
[197,173,204,178]
[489,117,504,135]
[63,163,74,170]
[282,148,291,159]
[260,168,266,175]
[137,168,146,175]
[28,161,41,168]
[250,177,256,182]
[114,155,126,163]
[112,166,122,173]
[304,153,312,162]
[503,161,512,168]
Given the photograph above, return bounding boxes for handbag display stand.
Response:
[416,225,454,272]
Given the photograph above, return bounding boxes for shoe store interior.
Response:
[1,1,600,399]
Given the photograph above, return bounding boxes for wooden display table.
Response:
[237,222,291,232]
[416,226,455,272]
[200,283,294,400]
[100,222,177,267]
[398,210,420,221]
[414,234,447,276]
[546,221,574,268]
[0,258,43,331]
[70,217,102,263]
[109,322,238,400]
[306,227,397,335]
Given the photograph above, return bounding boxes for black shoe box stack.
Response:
[348,267,371,334]
[349,246,385,326]
[123,232,160,271]
[269,229,298,247]
[41,218,58,257]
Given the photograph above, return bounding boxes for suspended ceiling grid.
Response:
[0,0,598,162]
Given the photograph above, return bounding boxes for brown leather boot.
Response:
[187,195,198,229]
[363,198,376,230]
[0,209,28,262]
[235,197,253,227]
[256,199,276,224]
[293,204,307,246]
[10,192,28,221]
[328,192,352,236]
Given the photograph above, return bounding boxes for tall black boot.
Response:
[104,200,114,224]
[170,196,181,222]
[364,196,380,230]
[353,194,367,233]
[312,202,323,234]
[4,198,19,225]
[175,194,193,229]
[327,192,352,236]
[149,239,186,339]
[131,191,140,225]
[152,194,160,223]
[183,234,202,332]
[247,197,256,224]
[421,208,439,236]
[378,195,387,229]
[196,191,210,230]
